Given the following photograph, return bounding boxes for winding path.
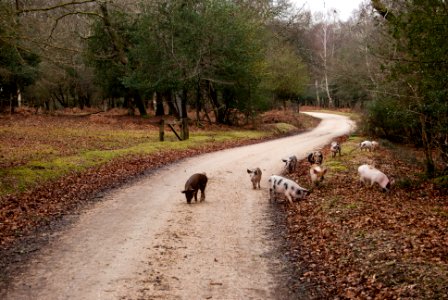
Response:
[3,112,354,300]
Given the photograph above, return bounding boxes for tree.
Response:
[125,0,269,127]
[0,1,40,113]
[85,2,147,116]
[263,40,308,109]
[368,0,448,176]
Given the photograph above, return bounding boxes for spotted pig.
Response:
[282,155,297,173]
[307,151,323,165]
[268,175,310,204]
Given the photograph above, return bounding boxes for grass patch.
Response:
[323,196,341,210]
[261,122,298,134]
[324,160,348,172]
[0,117,271,197]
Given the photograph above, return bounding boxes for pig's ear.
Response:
[247,169,252,174]
[181,190,186,194]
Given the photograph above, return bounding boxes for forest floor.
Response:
[282,135,447,299]
[0,108,446,299]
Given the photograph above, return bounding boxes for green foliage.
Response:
[83,0,314,123]
[84,10,131,98]
[366,0,448,174]
[263,40,308,103]
[126,1,271,121]
[363,98,417,141]
[432,175,448,190]
[0,2,40,103]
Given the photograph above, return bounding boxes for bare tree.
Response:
[320,1,334,107]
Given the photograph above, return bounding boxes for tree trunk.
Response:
[165,91,180,118]
[315,79,321,107]
[322,9,334,107]
[155,92,165,116]
[420,114,435,177]
[133,92,147,116]
[99,3,128,65]
[10,93,15,114]
[322,17,333,108]
[196,80,202,125]
[180,88,189,140]
[207,81,224,124]
[124,95,134,116]
[17,88,22,107]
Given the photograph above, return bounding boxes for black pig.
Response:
[181,173,208,204]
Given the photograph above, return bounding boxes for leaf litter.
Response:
[280,136,447,299]
[0,112,446,299]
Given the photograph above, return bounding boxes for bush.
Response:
[363,99,417,142]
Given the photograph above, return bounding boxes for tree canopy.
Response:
[367,0,448,175]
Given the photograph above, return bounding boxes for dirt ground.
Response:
[1,112,354,299]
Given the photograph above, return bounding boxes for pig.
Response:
[307,151,324,165]
[282,155,297,173]
[358,164,393,192]
[330,141,341,157]
[247,167,262,189]
[310,164,327,186]
[181,173,208,203]
[359,140,373,152]
[268,175,310,204]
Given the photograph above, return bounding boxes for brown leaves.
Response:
[0,131,272,250]
[282,136,448,299]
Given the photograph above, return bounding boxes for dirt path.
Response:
[2,112,354,300]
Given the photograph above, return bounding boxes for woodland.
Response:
[0,0,447,175]
[0,1,447,298]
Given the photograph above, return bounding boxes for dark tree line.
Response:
[0,0,446,173]
[1,0,308,125]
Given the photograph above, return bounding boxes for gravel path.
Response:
[2,112,354,300]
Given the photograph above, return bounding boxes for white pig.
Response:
[359,141,373,152]
[310,164,327,186]
[358,164,393,192]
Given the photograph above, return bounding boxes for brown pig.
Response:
[181,173,208,204]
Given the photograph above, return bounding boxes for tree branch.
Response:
[17,0,98,14]
[48,11,103,40]
[371,0,396,22]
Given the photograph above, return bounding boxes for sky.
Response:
[291,0,365,21]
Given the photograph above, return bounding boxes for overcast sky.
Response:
[290,0,365,21]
